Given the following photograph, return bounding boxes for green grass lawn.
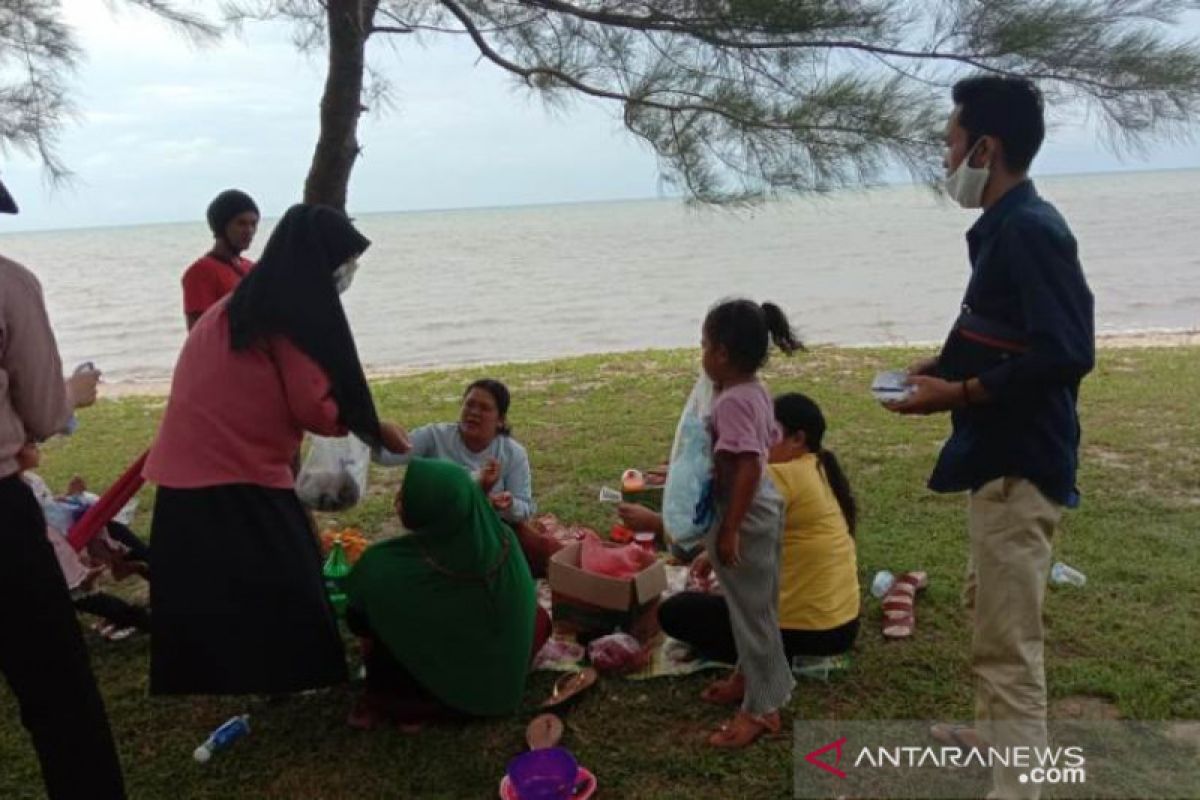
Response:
[2,345,1197,799]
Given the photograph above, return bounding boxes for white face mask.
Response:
[944,139,990,209]
[332,257,359,294]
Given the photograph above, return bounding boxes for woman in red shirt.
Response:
[145,204,410,696]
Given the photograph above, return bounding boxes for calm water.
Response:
[2,169,1197,385]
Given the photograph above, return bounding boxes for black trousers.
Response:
[0,475,125,799]
[658,591,859,664]
[105,521,150,568]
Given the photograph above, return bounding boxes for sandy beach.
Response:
[97,330,1199,398]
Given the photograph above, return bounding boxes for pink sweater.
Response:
[144,300,346,489]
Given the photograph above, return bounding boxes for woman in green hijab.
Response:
[345,458,549,727]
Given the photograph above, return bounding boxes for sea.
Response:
[1,168,1196,387]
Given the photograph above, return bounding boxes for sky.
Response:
[1,2,1198,232]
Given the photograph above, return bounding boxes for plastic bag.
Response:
[587,632,650,675]
[296,434,370,511]
[533,638,587,670]
[662,373,716,544]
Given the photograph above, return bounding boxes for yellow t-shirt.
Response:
[767,454,860,631]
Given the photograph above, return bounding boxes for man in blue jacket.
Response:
[889,75,1095,800]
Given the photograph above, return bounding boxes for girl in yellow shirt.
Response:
[656,392,860,664]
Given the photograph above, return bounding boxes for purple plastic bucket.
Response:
[506,747,578,800]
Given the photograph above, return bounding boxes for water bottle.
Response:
[64,362,97,436]
[1050,562,1087,588]
[323,536,351,615]
[870,570,896,599]
[193,714,250,762]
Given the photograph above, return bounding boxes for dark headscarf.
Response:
[207,189,259,238]
[226,204,380,446]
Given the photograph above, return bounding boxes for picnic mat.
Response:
[534,570,727,679]
[534,629,729,679]
[534,572,853,681]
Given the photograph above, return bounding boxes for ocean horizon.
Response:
[3,167,1197,385]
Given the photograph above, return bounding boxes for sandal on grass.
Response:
[708,710,781,749]
[881,571,928,640]
[525,713,565,750]
[91,621,136,642]
[700,671,745,706]
[541,667,598,710]
[104,625,136,641]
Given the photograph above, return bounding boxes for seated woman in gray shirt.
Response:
[376,379,535,524]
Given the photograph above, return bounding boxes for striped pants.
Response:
[708,475,794,716]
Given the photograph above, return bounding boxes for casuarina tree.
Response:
[7,1,1200,208]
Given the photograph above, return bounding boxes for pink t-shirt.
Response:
[144,300,346,489]
[710,380,780,466]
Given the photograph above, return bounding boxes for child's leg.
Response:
[708,481,794,718]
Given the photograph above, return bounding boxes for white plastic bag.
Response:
[662,373,716,544]
[296,434,370,511]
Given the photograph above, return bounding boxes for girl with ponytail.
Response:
[683,298,802,748]
[766,392,861,655]
[658,390,861,720]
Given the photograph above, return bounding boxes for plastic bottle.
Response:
[324,536,351,615]
[64,362,98,436]
[1049,562,1086,588]
[870,570,896,599]
[193,715,250,762]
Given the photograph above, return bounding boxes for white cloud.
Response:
[1,0,1195,232]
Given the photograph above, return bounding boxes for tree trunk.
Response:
[303,0,374,211]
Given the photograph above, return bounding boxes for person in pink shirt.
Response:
[691,298,802,749]
[144,204,410,696]
[0,173,125,799]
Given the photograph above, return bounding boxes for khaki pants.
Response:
[965,477,1061,800]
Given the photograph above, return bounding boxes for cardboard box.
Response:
[548,541,668,643]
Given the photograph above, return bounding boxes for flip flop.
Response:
[104,625,136,642]
[541,667,597,710]
[700,671,745,706]
[525,713,564,750]
[882,571,928,639]
[708,710,781,749]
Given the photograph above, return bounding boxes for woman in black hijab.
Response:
[144,204,409,696]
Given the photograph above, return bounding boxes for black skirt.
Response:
[149,484,347,695]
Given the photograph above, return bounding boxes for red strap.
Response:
[67,450,149,551]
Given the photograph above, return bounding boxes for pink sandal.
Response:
[708,710,781,748]
[882,571,928,639]
[700,671,745,706]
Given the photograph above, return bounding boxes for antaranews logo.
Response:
[799,733,1087,789]
[803,737,849,779]
[797,720,1197,799]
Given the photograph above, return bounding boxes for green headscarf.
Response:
[345,458,536,716]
